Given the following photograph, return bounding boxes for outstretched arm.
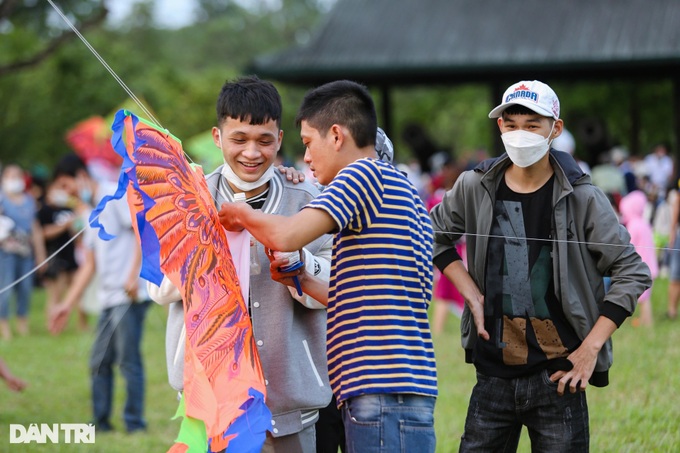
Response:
[49,247,95,334]
[218,202,336,253]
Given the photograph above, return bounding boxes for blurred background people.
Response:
[0,164,46,340]
[620,190,658,327]
[426,155,465,334]
[48,154,150,433]
[37,175,87,330]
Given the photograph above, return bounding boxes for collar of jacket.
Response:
[474,149,590,200]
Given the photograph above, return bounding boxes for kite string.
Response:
[0,1,232,296]
[45,0,231,200]
[4,228,674,297]
[449,231,678,253]
[1,1,671,298]
[45,0,163,130]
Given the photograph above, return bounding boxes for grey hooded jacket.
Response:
[430,150,651,386]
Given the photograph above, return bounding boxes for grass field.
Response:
[1,278,679,452]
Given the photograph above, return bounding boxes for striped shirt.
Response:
[305,158,437,404]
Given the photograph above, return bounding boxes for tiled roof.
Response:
[249,0,680,85]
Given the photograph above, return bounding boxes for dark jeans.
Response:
[89,301,150,432]
[460,370,589,453]
[316,395,346,453]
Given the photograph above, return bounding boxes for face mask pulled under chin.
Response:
[220,163,275,192]
[217,129,276,192]
[501,124,555,168]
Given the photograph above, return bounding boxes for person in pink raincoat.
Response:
[619,190,659,326]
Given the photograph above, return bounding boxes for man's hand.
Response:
[277,165,305,184]
[443,260,489,340]
[48,303,72,335]
[549,344,598,396]
[5,373,27,392]
[265,248,305,288]
[467,295,490,341]
[218,202,251,231]
[549,316,617,395]
[124,277,139,302]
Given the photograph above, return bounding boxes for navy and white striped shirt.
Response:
[306,158,437,404]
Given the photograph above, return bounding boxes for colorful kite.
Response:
[90,109,271,452]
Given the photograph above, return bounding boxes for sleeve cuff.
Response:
[433,247,462,272]
[147,277,181,305]
[601,302,631,327]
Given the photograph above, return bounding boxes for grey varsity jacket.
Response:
[156,168,333,437]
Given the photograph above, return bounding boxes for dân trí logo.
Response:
[9,423,95,444]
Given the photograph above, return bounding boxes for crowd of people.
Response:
[0,76,674,452]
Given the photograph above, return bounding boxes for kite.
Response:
[89,109,271,452]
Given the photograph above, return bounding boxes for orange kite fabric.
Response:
[90,110,271,452]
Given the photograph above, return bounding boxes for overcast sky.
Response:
[105,0,299,28]
[106,0,199,28]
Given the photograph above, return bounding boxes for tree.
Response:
[0,0,108,76]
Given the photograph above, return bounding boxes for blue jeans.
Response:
[669,232,680,281]
[0,250,34,319]
[89,301,150,432]
[341,393,436,453]
[460,370,589,452]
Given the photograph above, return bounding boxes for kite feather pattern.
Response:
[91,109,271,452]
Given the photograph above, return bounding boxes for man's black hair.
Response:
[216,75,282,127]
[295,80,377,148]
[52,153,88,180]
[501,104,545,117]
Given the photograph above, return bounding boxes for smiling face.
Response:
[213,116,282,190]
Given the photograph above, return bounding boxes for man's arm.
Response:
[549,316,617,395]
[123,241,142,302]
[49,247,95,334]
[669,191,680,248]
[31,220,47,271]
[441,260,489,340]
[0,358,27,392]
[218,202,336,253]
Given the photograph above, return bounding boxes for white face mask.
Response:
[501,123,555,168]
[50,189,70,207]
[217,129,276,192]
[220,161,275,192]
[2,178,25,194]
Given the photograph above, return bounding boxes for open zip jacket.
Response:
[430,150,651,386]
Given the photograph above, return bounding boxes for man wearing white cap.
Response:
[430,80,651,451]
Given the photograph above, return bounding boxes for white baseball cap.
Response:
[488,80,560,120]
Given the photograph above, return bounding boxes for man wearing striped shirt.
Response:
[219,80,438,453]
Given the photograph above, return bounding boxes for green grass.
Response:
[1,279,680,452]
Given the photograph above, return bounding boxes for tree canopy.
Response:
[0,0,674,172]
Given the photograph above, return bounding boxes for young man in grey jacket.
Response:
[149,76,333,453]
[429,80,651,452]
